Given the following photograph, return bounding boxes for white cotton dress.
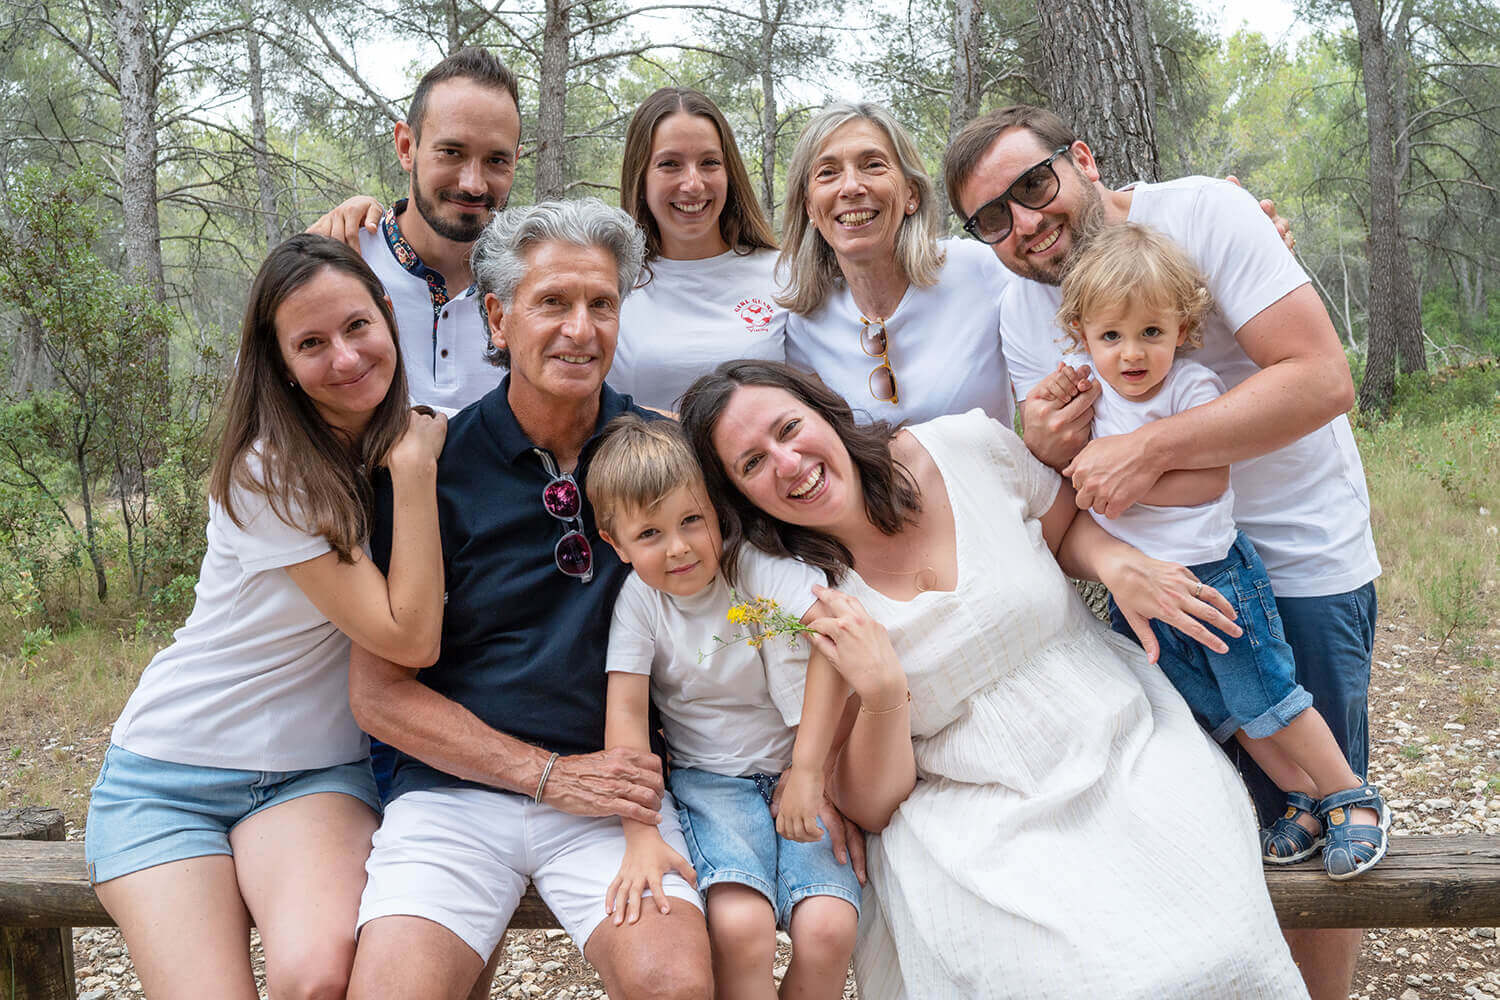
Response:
[840,412,1307,1000]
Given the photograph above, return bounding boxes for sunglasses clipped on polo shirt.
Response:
[534,449,593,583]
[961,146,1070,245]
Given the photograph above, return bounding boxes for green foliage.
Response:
[18,625,55,665]
[1355,363,1500,653]
[1389,360,1500,427]
[0,167,221,621]
[1422,285,1500,358]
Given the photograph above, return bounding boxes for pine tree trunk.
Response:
[1351,0,1401,414]
[1388,0,1426,373]
[534,0,569,201]
[940,0,983,224]
[445,0,461,52]
[758,0,779,221]
[246,14,281,250]
[114,0,165,305]
[1035,0,1159,187]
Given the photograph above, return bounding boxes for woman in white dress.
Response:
[610,87,788,412]
[679,359,1307,1000]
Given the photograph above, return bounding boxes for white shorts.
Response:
[357,784,702,958]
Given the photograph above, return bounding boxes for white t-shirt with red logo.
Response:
[784,238,1015,427]
[612,247,787,412]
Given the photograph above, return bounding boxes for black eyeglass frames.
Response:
[961,146,1071,245]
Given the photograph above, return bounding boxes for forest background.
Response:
[0,0,1497,803]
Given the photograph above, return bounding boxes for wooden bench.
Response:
[3,808,1498,998]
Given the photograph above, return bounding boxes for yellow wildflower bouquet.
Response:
[698,594,819,662]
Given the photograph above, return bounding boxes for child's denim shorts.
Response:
[84,743,380,884]
[667,766,861,928]
[1109,530,1313,743]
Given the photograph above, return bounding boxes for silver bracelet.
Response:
[534,752,559,804]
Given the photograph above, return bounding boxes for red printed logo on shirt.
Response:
[735,297,775,334]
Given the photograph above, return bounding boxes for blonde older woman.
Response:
[779,101,1018,425]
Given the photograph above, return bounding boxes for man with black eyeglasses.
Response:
[943,105,1379,1000]
[344,199,712,1000]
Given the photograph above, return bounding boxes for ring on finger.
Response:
[1193,580,1203,599]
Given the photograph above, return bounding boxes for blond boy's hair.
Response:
[1055,222,1214,354]
[587,414,703,535]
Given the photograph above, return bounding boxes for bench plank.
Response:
[1,808,74,1000]
[0,839,557,930]
[1268,833,1500,929]
[2,835,1498,932]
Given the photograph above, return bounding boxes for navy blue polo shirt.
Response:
[371,377,651,801]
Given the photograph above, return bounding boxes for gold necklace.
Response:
[855,553,939,593]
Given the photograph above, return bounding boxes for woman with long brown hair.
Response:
[84,234,448,1000]
[609,87,787,412]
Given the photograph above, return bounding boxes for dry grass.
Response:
[1355,398,1500,644]
[0,626,162,829]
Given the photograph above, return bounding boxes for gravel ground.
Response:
[39,611,1500,998]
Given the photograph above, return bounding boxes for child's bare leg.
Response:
[1236,727,1320,839]
[780,896,857,1000]
[705,884,778,1000]
[1240,708,1376,825]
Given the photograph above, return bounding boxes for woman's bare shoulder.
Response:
[890,428,943,491]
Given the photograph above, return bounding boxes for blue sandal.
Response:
[1318,784,1391,880]
[1260,791,1325,864]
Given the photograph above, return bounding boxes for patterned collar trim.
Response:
[380,198,476,311]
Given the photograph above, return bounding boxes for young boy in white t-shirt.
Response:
[1037,222,1389,881]
[588,413,861,999]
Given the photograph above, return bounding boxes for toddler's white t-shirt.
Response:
[111,451,367,771]
[605,546,824,777]
[1089,360,1238,566]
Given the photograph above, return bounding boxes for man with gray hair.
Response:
[346,199,712,1000]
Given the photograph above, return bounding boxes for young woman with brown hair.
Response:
[84,234,448,1000]
[608,87,788,412]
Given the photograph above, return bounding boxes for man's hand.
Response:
[1062,427,1166,519]
[1019,362,1100,471]
[306,195,385,249]
[540,747,665,826]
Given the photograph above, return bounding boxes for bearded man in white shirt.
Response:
[943,104,1380,1000]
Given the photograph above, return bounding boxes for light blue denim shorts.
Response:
[667,766,861,928]
[84,743,379,884]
